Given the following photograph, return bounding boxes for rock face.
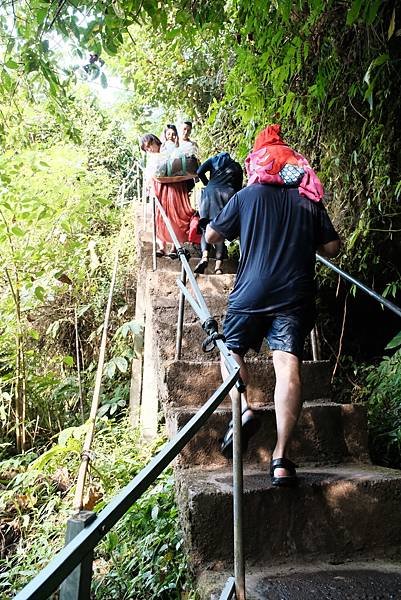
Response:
[133,207,401,598]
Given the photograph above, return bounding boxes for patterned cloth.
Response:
[245,124,324,202]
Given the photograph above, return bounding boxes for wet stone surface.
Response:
[257,569,401,599]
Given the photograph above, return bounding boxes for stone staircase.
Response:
[133,207,401,598]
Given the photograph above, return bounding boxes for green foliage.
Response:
[114,20,229,130]
[94,472,197,599]
[0,140,114,447]
[0,418,196,598]
[386,330,401,351]
[365,349,401,468]
[215,1,400,291]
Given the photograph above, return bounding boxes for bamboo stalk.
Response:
[74,307,85,423]
[73,247,120,512]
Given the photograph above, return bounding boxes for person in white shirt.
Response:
[161,124,179,154]
[179,121,199,157]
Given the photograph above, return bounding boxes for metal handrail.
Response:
[316,253,401,319]
[14,168,244,599]
[150,192,246,599]
[14,370,239,600]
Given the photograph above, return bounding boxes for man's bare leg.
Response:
[219,351,260,456]
[271,350,302,478]
[220,351,251,414]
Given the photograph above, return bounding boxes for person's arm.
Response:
[205,223,225,244]
[315,203,341,258]
[196,157,212,186]
[318,238,341,257]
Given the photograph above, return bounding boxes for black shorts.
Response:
[223,305,316,359]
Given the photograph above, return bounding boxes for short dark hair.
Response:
[183,121,193,128]
[140,133,162,151]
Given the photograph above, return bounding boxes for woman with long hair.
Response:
[141,133,194,258]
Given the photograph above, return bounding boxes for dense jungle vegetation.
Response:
[1,0,401,597]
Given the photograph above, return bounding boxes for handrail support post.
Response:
[175,264,187,360]
[232,383,246,599]
[151,195,157,271]
[60,511,96,600]
[310,326,321,361]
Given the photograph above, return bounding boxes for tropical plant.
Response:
[0,418,196,598]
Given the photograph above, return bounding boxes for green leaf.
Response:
[36,6,48,25]
[114,356,128,373]
[346,0,364,26]
[388,8,396,39]
[34,286,45,301]
[106,361,116,379]
[366,0,382,25]
[77,304,91,318]
[11,225,24,236]
[372,53,390,68]
[97,404,110,417]
[5,59,20,69]
[63,355,74,367]
[100,72,108,89]
[385,331,401,350]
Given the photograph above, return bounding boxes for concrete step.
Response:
[197,560,401,600]
[164,360,332,407]
[167,402,369,468]
[176,464,401,568]
[151,297,319,362]
[151,286,235,320]
[156,320,278,362]
[145,268,236,298]
[139,240,239,274]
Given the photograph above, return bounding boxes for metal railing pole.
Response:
[136,163,141,202]
[151,195,157,271]
[73,246,120,513]
[310,326,320,361]
[152,195,210,318]
[232,384,246,600]
[175,264,187,360]
[143,180,147,228]
[14,369,240,600]
[59,511,96,600]
[219,577,236,600]
[316,253,401,318]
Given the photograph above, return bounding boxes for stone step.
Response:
[139,240,239,274]
[167,402,369,468]
[150,285,235,319]
[164,360,332,407]
[198,560,401,600]
[145,268,236,298]
[153,316,239,364]
[152,299,319,362]
[176,464,401,568]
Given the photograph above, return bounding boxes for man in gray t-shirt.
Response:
[206,183,340,486]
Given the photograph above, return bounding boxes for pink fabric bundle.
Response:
[245,124,324,202]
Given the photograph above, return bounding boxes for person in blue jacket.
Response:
[195,152,243,274]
